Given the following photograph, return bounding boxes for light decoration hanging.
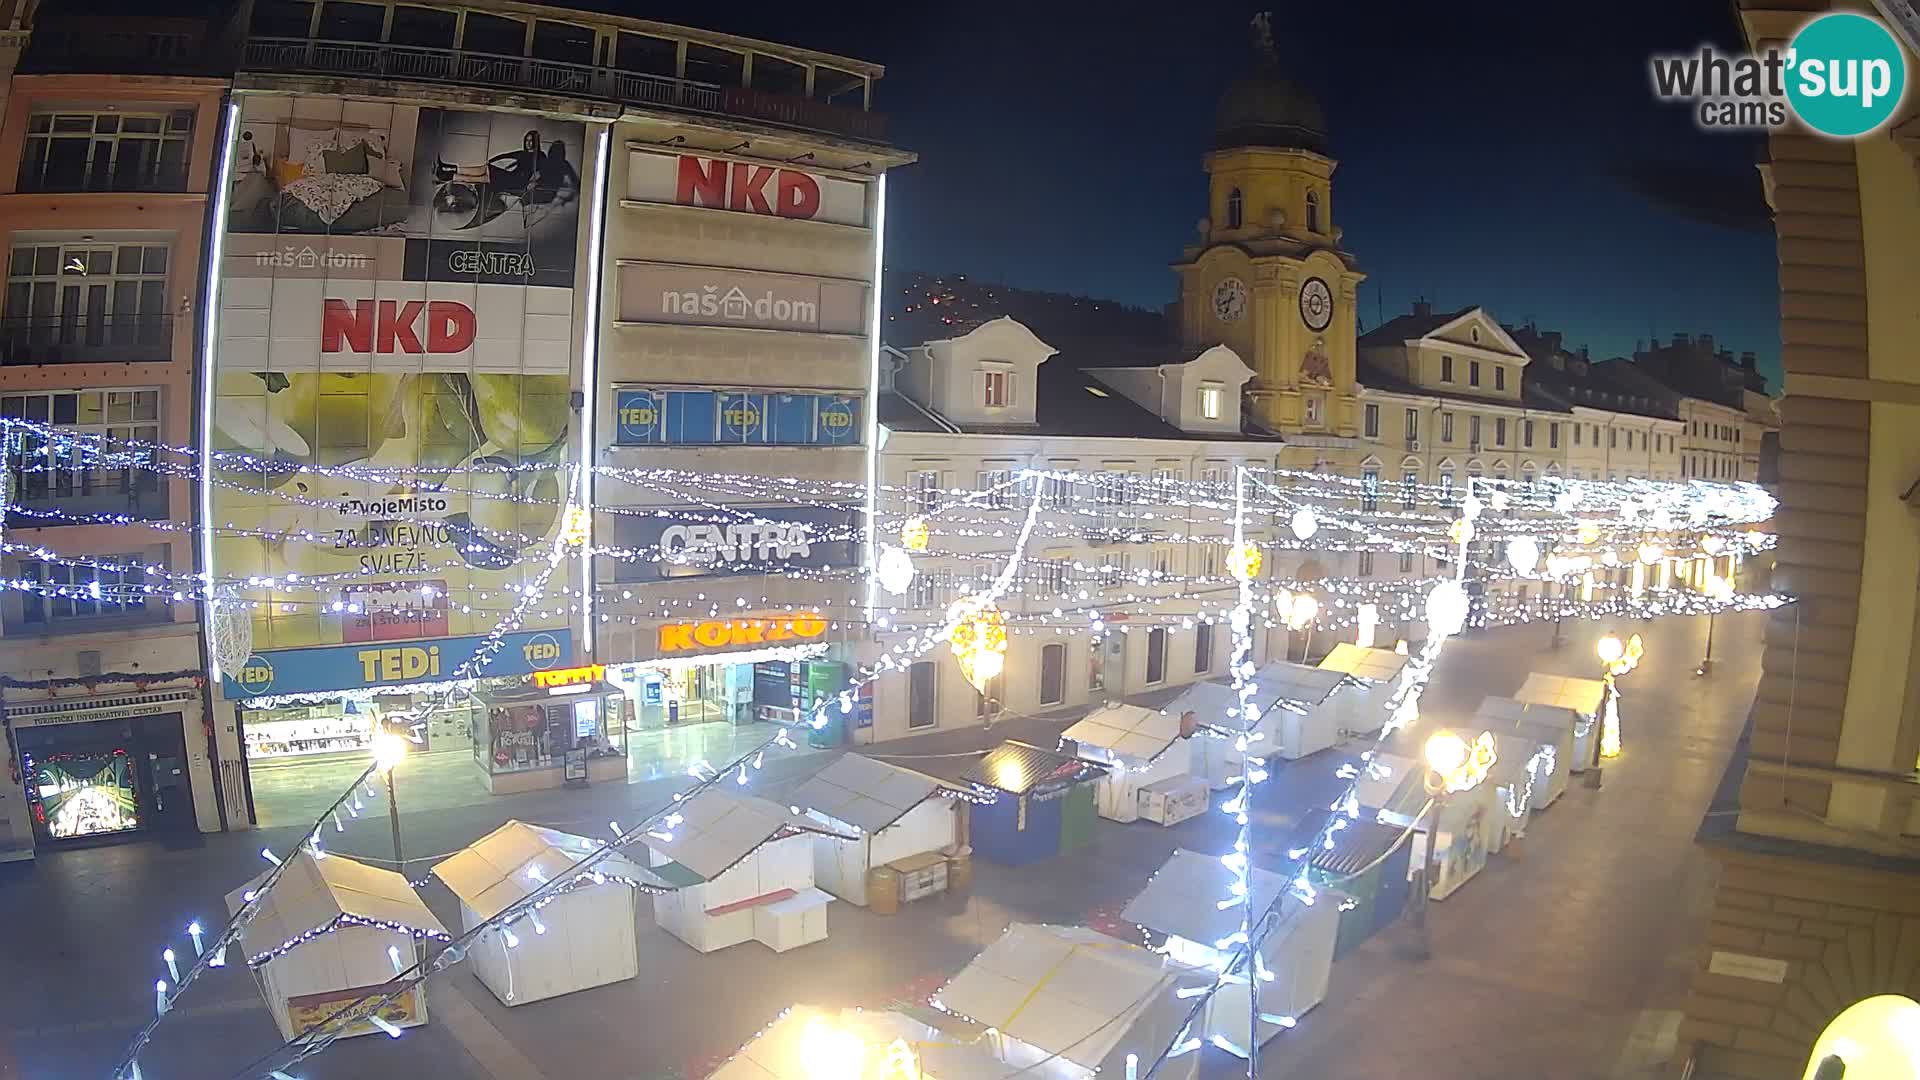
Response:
[900,516,930,552]
[1637,542,1665,566]
[1289,507,1317,540]
[1426,729,1498,794]
[946,594,1008,693]
[1596,631,1644,759]
[1505,536,1540,575]
[874,545,916,596]
[1228,542,1263,581]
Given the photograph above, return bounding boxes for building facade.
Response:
[1675,5,1920,1078]
[0,10,228,859]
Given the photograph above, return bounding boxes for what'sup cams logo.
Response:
[1651,12,1909,137]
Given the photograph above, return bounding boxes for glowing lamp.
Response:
[1702,534,1726,556]
[1423,730,1468,778]
[1637,542,1664,566]
[1425,580,1469,638]
[1801,994,1920,1080]
[900,516,930,552]
[1597,635,1625,665]
[1506,536,1540,574]
[1448,518,1475,546]
[1704,574,1735,602]
[798,1018,867,1080]
[1286,592,1318,631]
[558,504,591,548]
[947,595,1008,693]
[1289,507,1317,540]
[1745,529,1767,549]
[1228,542,1263,581]
[371,730,409,773]
[874,546,915,596]
[1577,522,1601,545]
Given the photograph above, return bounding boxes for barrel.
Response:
[946,846,974,892]
[867,865,900,914]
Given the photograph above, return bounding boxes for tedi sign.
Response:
[322,299,477,354]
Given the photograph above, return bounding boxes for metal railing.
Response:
[0,313,175,366]
[241,37,887,142]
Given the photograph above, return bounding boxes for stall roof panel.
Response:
[934,924,1203,1071]
[1309,817,1410,878]
[433,820,652,920]
[226,851,446,961]
[1250,662,1347,706]
[789,754,945,834]
[1349,752,1422,817]
[1473,696,1580,739]
[1122,848,1287,944]
[644,790,848,882]
[1062,703,1187,763]
[708,1006,1016,1080]
[1513,673,1605,715]
[1161,680,1240,726]
[960,741,1107,795]
[1318,644,1410,682]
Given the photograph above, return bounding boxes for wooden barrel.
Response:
[867,865,900,914]
[946,846,973,892]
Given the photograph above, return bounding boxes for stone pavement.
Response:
[0,611,1765,1080]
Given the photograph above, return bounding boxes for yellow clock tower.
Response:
[1173,15,1366,465]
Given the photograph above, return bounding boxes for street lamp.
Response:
[1410,729,1470,962]
[1588,632,1642,786]
[1697,573,1734,676]
[1800,994,1920,1080]
[372,726,409,876]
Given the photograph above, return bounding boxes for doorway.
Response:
[14,711,191,847]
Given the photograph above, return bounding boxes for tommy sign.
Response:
[626,151,870,228]
[614,506,855,581]
[618,263,868,335]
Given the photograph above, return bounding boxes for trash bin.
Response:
[945,846,973,892]
[867,865,900,915]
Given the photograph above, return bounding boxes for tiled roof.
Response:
[1356,307,1475,346]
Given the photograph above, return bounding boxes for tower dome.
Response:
[1214,14,1327,154]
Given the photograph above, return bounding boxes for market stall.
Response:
[1315,643,1410,737]
[1482,730,1540,852]
[1158,681,1241,789]
[1231,661,1349,760]
[1511,673,1605,773]
[1349,750,1498,901]
[1061,703,1206,824]
[707,1005,1016,1080]
[959,742,1106,866]
[642,790,852,954]
[430,820,652,1006]
[225,850,448,1041]
[1474,696,1575,811]
[932,923,1209,1080]
[1122,848,1337,1053]
[1306,816,1413,959]
[789,754,961,908]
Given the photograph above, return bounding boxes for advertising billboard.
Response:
[625,150,871,228]
[211,96,588,661]
[607,506,856,582]
[616,262,868,335]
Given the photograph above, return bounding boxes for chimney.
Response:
[1672,332,1690,348]
[1740,351,1757,371]
[1412,298,1432,318]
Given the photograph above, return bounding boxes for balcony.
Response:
[0,315,174,366]
[15,162,191,196]
[6,477,169,529]
[241,38,889,144]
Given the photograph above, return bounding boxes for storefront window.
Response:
[476,689,628,775]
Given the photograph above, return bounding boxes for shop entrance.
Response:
[15,712,192,847]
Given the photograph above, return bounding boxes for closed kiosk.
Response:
[790,754,959,907]
[1350,751,1498,901]
[1122,849,1337,1054]
[1316,644,1411,737]
[1474,695,1577,808]
[1482,731,1540,852]
[961,742,1106,866]
[1212,662,1352,762]
[1512,674,1605,773]
[431,820,646,1006]
[1061,703,1198,823]
[1159,681,1243,789]
[642,790,852,954]
[709,1005,1016,1080]
[933,923,1209,1080]
[225,851,448,1042]
[1307,816,1413,958]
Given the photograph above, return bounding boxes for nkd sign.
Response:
[627,150,870,228]
[614,506,855,581]
[322,298,476,354]
[618,263,868,335]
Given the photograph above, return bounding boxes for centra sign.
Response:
[657,613,829,654]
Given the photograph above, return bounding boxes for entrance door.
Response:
[136,713,194,839]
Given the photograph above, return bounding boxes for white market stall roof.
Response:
[1121,848,1288,945]
[1250,661,1347,708]
[932,923,1206,1074]
[225,850,447,964]
[1473,696,1580,738]
[1349,751,1426,819]
[1513,673,1606,715]
[432,820,654,921]
[1160,680,1240,728]
[1318,644,1409,682]
[709,1005,1017,1080]
[788,754,948,834]
[1062,703,1187,763]
[644,789,851,883]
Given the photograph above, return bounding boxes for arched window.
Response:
[1305,190,1321,233]
[1226,188,1244,229]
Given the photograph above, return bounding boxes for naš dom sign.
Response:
[657,613,829,654]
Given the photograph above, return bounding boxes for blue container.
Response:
[970,793,1063,866]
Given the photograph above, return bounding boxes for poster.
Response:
[213,96,588,656]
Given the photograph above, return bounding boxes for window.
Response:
[1440,356,1454,383]
[1202,464,1227,489]
[1404,409,1418,442]
[1550,423,1560,449]
[16,552,151,627]
[1441,412,1455,443]
[1471,326,1481,344]
[1609,429,1617,449]
[1042,472,1072,511]
[1469,415,1482,447]
[615,389,860,447]
[1226,188,1243,229]
[1573,424,1582,446]
[982,369,1012,408]
[1495,366,1507,391]
[462,11,529,56]
[3,389,163,518]
[908,662,937,729]
[684,42,746,85]
[1305,190,1322,233]
[1145,628,1168,685]
[20,110,194,194]
[1439,471,1454,501]
[1198,543,1221,579]
[1303,394,1323,426]
[1522,465,1535,484]
[909,568,948,611]
[1402,471,1418,510]
[1199,382,1223,420]
[1592,424,1599,445]
[1399,549,1414,573]
[390,5,456,47]
[1523,419,1535,448]
[1363,403,1379,438]
[1151,546,1173,577]
[1358,550,1374,576]
[1362,468,1380,511]
[531,19,595,65]
[1151,467,1181,500]
[977,468,1012,510]
[1038,559,1070,595]
[974,673,1003,720]
[6,242,171,356]
[908,469,941,513]
[1040,644,1066,706]
[1469,360,1482,387]
[1194,624,1214,675]
[1495,418,1507,446]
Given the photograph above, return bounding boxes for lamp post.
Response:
[372,726,409,876]
[1697,573,1733,677]
[1409,729,1470,962]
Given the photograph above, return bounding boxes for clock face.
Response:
[1211,277,1249,323]
[1299,277,1334,332]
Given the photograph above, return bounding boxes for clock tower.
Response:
[1173,14,1366,449]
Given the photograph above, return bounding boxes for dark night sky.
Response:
[628,0,1782,389]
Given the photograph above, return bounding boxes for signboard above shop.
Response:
[613,387,859,447]
[625,150,870,228]
[609,505,856,583]
[616,262,868,336]
[223,630,573,701]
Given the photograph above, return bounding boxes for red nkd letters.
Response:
[675,156,822,220]
[322,299,477,354]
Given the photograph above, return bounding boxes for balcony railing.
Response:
[5,479,169,529]
[0,314,174,366]
[242,38,888,143]
[15,162,191,195]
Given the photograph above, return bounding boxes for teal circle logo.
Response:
[1786,13,1907,137]
[236,654,275,694]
